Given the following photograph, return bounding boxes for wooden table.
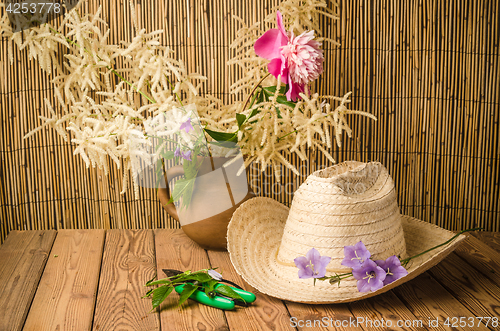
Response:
[0,229,499,331]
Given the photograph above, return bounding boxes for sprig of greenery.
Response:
[317,227,483,286]
[204,84,298,144]
[143,269,245,311]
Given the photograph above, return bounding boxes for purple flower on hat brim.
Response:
[376,255,408,285]
[180,117,194,133]
[294,248,331,279]
[352,259,386,292]
[341,241,371,270]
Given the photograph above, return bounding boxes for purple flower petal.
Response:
[293,256,308,269]
[181,150,192,161]
[294,248,331,279]
[298,267,314,279]
[305,247,321,264]
[376,255,408,285]
[341,241,371,270]
[179,118,194,133]
[314,255,332,278]
[174,146,181,157]
[352,259,386,292]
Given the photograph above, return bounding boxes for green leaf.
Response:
[256,88,265,104]
[171,178,196,202]
[178,283,199,306]
[143,288,154,298]
[263,85,287,95]
[276,95,297,108]
[185,272,213,283]
[204,128,238,142]
[159,150,176,160]
[210,141,239,149]
[145,274,158,286]
[236,113,247,128]
[215,284,245,302]
[146,278,172,286]
[146,279,170,286]
[248,106,260,120]
[151,285,174,310]
[203,279,219,297]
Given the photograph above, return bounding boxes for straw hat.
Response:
[227,161,467,303]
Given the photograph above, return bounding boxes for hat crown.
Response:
[277,161,407,271]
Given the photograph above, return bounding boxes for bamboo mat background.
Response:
[1,0,499,243]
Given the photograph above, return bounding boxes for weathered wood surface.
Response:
[23,230,105,331]
[0,230,56,331]
[0,230,498,331]
[92,230,159,331]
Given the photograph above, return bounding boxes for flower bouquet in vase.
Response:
[2,0,375,250]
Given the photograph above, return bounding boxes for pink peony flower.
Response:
[254,11,324,101]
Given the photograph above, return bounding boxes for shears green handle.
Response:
[174,284,256,310]
[174,284,234,310]
[214,283,256,303]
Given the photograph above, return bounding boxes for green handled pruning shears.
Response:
[163,269,256,310]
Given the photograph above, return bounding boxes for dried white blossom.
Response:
[2,0,376,199]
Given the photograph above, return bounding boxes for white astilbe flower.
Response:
[3,0,376,199]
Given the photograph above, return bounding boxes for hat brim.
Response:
[227,197,468,304]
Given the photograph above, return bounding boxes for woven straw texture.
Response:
[1,0,499,243]
[227,196,467,303]
[277,161,407,272]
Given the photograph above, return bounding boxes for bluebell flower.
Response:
[294,248,331,279]
[341,241,371,270]
[352,259,386,292]
[180,117,194,133]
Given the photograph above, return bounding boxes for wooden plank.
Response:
[428,253,500,320]
[392,272,490,331]
[453,235,500,285]
[92,230,159,331]
[0,230,56,331]
[284,302,359,331]
[22,230,105,331]
[153,229,228,331]
[348,290,426,331]
[471,232,500,254]
[206,250,295,331]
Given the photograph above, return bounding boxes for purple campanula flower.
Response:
[376,255,408,285]
[180,117,194,133]
[294,248,331,279]
[174,146,181,157]
[341,241,371,270]
[181,150,192,161]
[352,259,386,292]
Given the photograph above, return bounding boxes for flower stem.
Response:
[165,75,184,107]
[240,73,270,113]
[400,227,483,264]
